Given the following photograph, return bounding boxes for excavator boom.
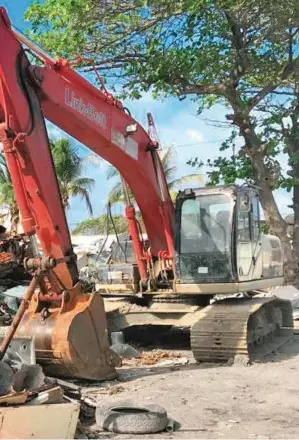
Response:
[0,6,176,379]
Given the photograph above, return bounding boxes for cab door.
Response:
[236,191,254,281]
[236,190,262,282]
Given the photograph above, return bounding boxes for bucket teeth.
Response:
[190,297,294,363]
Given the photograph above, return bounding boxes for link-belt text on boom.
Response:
[65,88,107,129]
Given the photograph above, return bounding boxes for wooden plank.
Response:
[0,402,79,439]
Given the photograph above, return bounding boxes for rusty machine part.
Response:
[0,270,42,360]
[0,256,120,379]
[16,283,121,380]
[191,297,293,363]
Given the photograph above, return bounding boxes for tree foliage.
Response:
[26,1,299,100]
[72,214,129,235]
[50,138,95,215]
[25,0,299,280]
[0,137,97,232]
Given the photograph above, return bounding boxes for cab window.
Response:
[252,195,260,240]
[237,193,251,241]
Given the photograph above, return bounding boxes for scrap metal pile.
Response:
[0,339,93,438]
[0,231,32,280]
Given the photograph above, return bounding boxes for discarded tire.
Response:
[96,402,168,434]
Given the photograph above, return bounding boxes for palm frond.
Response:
[104,145,202,209]
[0,153,7,168]
[70,177,95,191]
[70,186,94,216]
[0,168,8,184]
[163,165,177,182]
[107,182,125,205]
[51,138,95,215]
[159,146,176,168]
[106,165,120,180]
[168,173,204,189]
[169,189,178,202]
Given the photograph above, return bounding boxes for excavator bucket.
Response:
[16,284,121,380]
[191,296,294,363]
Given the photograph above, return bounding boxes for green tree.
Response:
[25,0,299,280]
[51,138,95,215]
[0,138,96,232]
[107,146,203,205]
[0,153,19,234]
[188,90,299,280]
[72,214,129,235]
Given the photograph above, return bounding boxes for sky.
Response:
[1,0,293,227]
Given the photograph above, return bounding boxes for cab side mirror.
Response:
[239,194,250,212]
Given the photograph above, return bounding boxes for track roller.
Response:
[191,296,293,363]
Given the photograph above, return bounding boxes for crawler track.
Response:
[191,297,294,362]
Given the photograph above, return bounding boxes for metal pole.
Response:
[0,271,42,360]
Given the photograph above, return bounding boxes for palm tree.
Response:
[0,153,19,234]
[0,138,96,233]
[50,138,95,216]
[106,146,204,206]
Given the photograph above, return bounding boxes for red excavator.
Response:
[0,7,293,379]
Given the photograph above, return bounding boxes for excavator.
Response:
[0,7,293,379]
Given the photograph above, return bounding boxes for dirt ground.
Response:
[80,334,299,439]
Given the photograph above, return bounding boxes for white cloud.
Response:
[185,129,204,142]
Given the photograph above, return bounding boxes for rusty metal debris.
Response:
[0,252,13,265]
[0,340,82,438]
[0,272,42,360]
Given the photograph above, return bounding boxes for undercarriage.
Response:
[104,292,294,363]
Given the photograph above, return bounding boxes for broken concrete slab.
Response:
[0,361,14,396]
[0,333,36,365]
[22,364,45,391]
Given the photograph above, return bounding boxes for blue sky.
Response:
[2,0,293,227]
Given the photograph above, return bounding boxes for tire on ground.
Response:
[96,402,168,434]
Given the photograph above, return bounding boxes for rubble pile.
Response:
[0,347,69,405]
[0,302,13,326]
[0,282,30,326]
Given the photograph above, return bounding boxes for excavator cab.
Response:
[175,185,284,293]
[173,185,293,363]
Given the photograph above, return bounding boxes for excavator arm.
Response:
[0,8,174,290]
[0,7,175,379]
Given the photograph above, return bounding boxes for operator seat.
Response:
[213,210,230,249]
